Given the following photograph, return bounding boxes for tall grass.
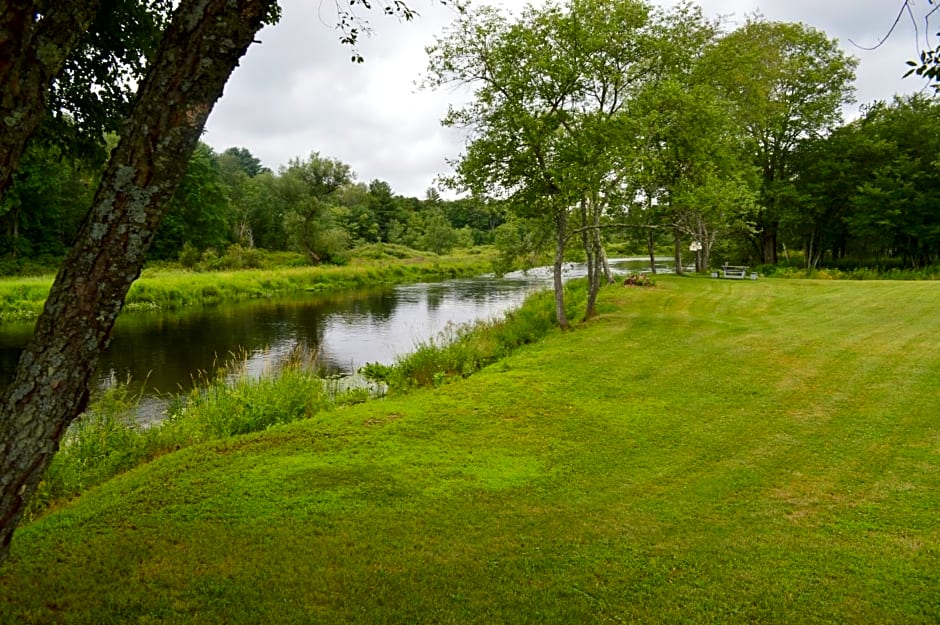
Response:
[0,276,52,321]
[25,355,338,521]
[126,253,494,310]
[365,280,593,390]
[759,263,940,280]
[28,384,154,515]
[0,245,497,320]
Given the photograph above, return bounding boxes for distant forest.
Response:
[0,141,504,271]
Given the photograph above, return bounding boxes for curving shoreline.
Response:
[0,248,497,322]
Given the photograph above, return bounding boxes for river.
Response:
[0,257,672,412]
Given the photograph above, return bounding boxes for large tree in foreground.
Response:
[0,0,280,564]
[0,0,439,565]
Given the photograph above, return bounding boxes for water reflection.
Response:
[0,257,668,402]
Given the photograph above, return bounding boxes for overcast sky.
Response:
[202,0,936,198]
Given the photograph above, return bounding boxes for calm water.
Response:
[0,258,669,408]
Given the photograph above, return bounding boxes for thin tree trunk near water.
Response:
[553,207,569,330]
[581,195,605,321]
[673,226,683,275]
[600,244,613,285]
[580,197,595,319]
[0,0,275,564]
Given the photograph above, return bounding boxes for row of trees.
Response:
[155,146,503,261]
[790,95,940,269]
[426,0,833,325]
[3,3,935,282]
[426,0,937,327]
[0,140,503,266]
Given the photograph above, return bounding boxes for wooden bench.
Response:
[721,264,748,279]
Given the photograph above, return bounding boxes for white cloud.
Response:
[203,0,934,198]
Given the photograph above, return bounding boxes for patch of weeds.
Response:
[622,273,655,287]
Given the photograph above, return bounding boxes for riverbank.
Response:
[16,284,566,522]
[0,245,497,321]
[2,277,938,623]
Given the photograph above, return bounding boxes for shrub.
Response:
[178,242,201,269]
[756,261,940,281]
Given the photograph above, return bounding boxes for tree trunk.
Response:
[697,222,711,273]
[599,243,613,285]
[761,227,778,265]
[647,229,656,275]
[552,206,569,330]
[580,198,594,319]
[0,0,102,201]
[10,206,19,259]
[702,229,714,274]
[804,230,815,269]
[582,195,605,321]
[0,0,276,564]
[673,226,683,275]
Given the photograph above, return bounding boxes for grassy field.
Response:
[1,277,938,624]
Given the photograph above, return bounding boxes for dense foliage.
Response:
[0,144,502,271]
[425,0,938,285]
[790,95,940,269]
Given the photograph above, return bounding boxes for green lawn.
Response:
[1,277,938,624]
